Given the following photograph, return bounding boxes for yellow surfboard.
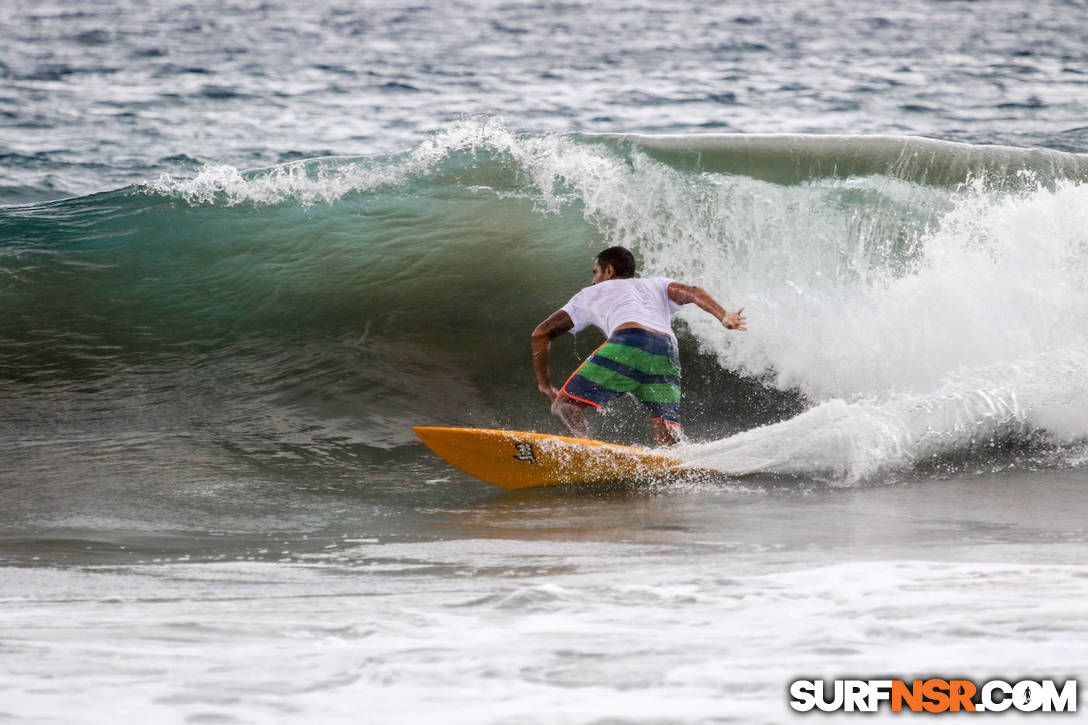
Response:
[413,426,688,489]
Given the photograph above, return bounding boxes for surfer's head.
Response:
[592,246,636,284]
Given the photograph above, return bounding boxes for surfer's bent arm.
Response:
[531,310,574,401]
[667,282,746,330]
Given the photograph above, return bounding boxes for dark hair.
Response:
[595,246,636,278]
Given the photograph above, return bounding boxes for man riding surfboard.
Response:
[531,246,746,446]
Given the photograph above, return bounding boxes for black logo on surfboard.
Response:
[512,442,537,464]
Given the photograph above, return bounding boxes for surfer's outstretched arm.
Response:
[667,282,747,330]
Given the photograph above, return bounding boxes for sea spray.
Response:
[679,346,1088,481]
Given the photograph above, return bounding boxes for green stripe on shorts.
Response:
[575,362,680,403]
[633,382,682,404]
[576,361,640,393]
[596,341,680,377]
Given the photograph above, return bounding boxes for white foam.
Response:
[672,180,1088,477]
[3,555,1086,723]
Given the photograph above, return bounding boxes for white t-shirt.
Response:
[561,277,683,339]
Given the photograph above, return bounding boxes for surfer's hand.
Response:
[538,384,558,401]
[721,307,746,330]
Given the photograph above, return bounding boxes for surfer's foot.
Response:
[653,419,682,447]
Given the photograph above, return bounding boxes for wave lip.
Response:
[587,132,1088,186]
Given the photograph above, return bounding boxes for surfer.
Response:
[532,246,745,446]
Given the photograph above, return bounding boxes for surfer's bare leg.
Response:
[551,396,591,439]
[653,418,681,447]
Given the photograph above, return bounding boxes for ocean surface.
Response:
[2,0,1088,722]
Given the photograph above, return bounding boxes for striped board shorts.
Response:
[559,327,682,429]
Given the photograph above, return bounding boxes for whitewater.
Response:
[2,0,1087,722]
